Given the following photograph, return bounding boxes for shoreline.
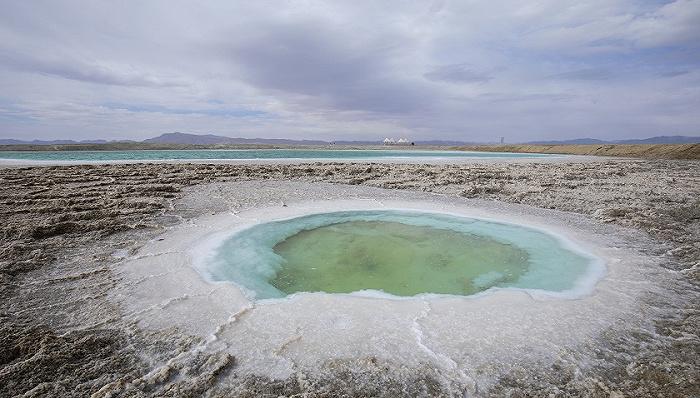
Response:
[455,142,700,160]
[1,142,698,160]
[0,148,563,166]
[0,155,582,167]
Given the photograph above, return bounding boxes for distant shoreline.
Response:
[457,143,700,160]
[0,143,446,152]
[0,148,564,167]
[0,142,698,160]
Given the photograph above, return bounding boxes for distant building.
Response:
[384,137,411,145]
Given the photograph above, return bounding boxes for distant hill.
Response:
[1,133,697,146]
[526,136,700,145]
[331,140,475,145]
[144,134,479,146]
[0,139,112,145]
[332,140,381,145]
[526,138,606,145]
[416,140,480,146]
[143,132,328,145]
[614,136,700,144]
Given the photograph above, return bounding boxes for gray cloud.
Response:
[225,19,435,114]
[478,93,577,103]
[0,0,698,142]
[424,64,493,84]
[0,50,185,87]
[547,68,615,81]
[658,69,691,78]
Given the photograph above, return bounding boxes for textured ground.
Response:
[0,160,698,397]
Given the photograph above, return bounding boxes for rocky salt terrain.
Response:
[0,160,698,397]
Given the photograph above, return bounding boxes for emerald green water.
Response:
[271,220,529,296]
[204,210,600,299]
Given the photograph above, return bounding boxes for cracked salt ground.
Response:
[110,184,672,394]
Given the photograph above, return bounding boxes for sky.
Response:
[0,0,699,143]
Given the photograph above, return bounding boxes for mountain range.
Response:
[0,132,698,146]
[525,136,700,145]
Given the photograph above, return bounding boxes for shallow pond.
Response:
[204,210,599,299]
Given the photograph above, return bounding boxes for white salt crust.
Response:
[110,186,665,388]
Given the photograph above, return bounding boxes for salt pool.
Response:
[203,210,601,299]
[117,187,660,388]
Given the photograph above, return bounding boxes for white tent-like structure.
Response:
[383,137,412,145]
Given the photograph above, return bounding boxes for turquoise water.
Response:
[271,220,530,296]
[204,211,600,300]
[0,149,552,161]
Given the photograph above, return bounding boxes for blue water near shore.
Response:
[0,149,552,161]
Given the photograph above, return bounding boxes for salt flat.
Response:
[1,159,698,397]
[115,189,664,393]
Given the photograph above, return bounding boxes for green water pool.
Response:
[272,220,529,296]
[203,210,601,299]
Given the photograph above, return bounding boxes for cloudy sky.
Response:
[1,0,699,142]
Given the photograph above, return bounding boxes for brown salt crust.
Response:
[0,160,697,397]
